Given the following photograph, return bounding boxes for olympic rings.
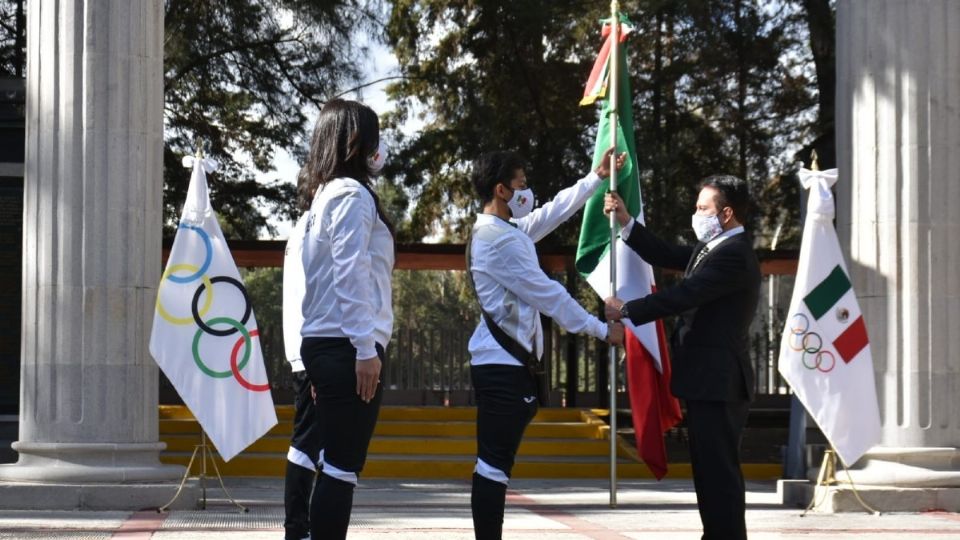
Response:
[800,350,835,373]
[160,224,268,391]
[166,224,213,284]
[157,264,214,325]
[230,330,271,392]
[789,313,809,335]
[788,312,835,373]
[801,332,822,353]
[191,276,252,336]
[818,351,836,372]
[788,331,804,352]
[192,317,252,378]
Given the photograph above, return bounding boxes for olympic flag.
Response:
[777,168,880,466]
[150,156,278,462]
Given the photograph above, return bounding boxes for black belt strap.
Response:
[465,235,548,404]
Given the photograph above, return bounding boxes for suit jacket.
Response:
[621,223,761,402]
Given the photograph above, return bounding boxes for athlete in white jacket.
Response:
[466,149,625,539]
[297,99,393,540]
[282,213,321,540]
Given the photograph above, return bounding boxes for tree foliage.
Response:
[163,0,381,238]
[384,0,605,244]
[0,0,22,78]
[0,0,835,247]
[384,0,831,249]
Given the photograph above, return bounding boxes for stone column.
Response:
[828,0,960,511]
[0,0,188,509]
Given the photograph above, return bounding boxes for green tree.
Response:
[384,0,826,250]
[163,0,382,238]
[384,0,608,244]
[241,266,290,390]
[0,0,23,78]
[652,0,817,247]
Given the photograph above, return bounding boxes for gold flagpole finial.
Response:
[195,139,205,159]
[810,149,820,172]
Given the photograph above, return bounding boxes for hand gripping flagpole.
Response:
[607,0,620,509]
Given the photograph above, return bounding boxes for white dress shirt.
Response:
[468,172,609,367]
[704,224,745,249]
[301,178,394,361]
[282,213,308,372]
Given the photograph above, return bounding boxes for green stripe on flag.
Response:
[803,265,852,320]
[575,14,641,278]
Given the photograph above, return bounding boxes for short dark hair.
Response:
[700,174,752,222]
[470,151,526,204]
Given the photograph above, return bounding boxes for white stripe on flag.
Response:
[586,237,662,372]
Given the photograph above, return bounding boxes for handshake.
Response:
[604,296,628,322]
[605,320,626,346]
[603,299,631,345]
[603,296,628,346]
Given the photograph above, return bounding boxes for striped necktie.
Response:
[692,245,710,270]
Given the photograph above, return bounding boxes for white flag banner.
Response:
[778,167,881,466]
[150,155,278,462]
[585,236,662,372]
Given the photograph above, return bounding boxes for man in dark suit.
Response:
[604,175,760,540]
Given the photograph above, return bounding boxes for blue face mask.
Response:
[691,213,723,243]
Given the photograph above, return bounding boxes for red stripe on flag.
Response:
[833,315,869,363]
[581,37,611,104]
[625,315,682,480]
[581,22,631,106]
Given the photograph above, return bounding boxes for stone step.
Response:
[154,405,786,480]
[157,451,782,480]
[160,419,605,439]
[159,405,587,423]
[161,435,618,457]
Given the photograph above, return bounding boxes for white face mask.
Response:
[506,187,535,219]
[367,140,387,175]
[691,213,723,243]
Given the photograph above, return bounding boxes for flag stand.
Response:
[801,447,879,516]
[796,151,877,516]
[158,430,248,513]
[606,0,621,510]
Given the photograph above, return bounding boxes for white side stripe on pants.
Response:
[287,446,317,472]
[475,458,509,485]
[322,459,358,485]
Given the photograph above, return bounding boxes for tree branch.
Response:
[270,45,326,110]
[327,75,422,100]
[164,34,302,90]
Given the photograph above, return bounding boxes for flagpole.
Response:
[607,0,620,509]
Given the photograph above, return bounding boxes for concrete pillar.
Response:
[0,0,188,509]
[826,0,960,511]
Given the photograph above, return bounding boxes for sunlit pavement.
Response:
[1,478,959,539]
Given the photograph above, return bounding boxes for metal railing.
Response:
[158,253,799,407]
[376,273,796,407]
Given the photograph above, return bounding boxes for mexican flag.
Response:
[149,155,278,462]
[575,15,682,480]
[777,168,880,467]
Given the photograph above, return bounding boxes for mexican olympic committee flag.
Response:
[777,168,880,466]
[150,155,278,462]
[576,14,682,480]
